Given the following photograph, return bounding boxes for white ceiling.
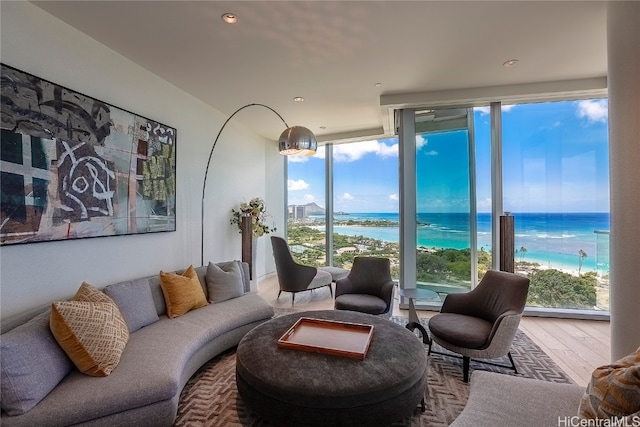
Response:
[33,1,608,142]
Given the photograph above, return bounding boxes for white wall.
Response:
[607,1,640,361]
[0,2,283,319]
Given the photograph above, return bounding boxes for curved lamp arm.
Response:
[200,103,288,267]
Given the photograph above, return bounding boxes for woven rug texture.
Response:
[174,315,573,427]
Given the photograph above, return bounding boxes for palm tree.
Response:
[519,246,528,262]
[578,249,588,276]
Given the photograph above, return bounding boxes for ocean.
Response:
[322,212,610,274]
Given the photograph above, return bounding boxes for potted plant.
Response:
[230,197,276,237]
[230,198,276,280]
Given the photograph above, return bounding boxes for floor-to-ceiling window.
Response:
[285,97,610,316]
[502,99,610,312]
[331,139,399,278]
[285,145,326,267]
[414,108,475,295]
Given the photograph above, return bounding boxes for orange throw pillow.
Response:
[159,265,208,318]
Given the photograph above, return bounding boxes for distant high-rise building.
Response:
[288,205,307,220]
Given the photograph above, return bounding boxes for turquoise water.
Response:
[324,212,610,273]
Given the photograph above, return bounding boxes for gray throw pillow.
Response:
[104,278,159,332]
[206,261,245,303]
[0,311,73,415]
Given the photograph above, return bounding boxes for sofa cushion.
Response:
[450,371,585,427]
[428,313,493,349]
[579,348,640,419]
[206,261,245,303]
[105,278,159,332]
[334,294,388,315]
[174,293,274,342]
[159,265,208,318]
[50,295,130,376]
[0,311,74,416]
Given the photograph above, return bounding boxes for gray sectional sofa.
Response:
[0,261,274,426]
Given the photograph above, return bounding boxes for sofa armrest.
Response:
[450,371,585,427]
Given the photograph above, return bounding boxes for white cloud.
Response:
[424,150,438,156]
[303,194,316,203]
[389,194,399,201]
[287,155,309,163]
[577,99,608,123]
[332,140,398,162]
[475,105,516,115]
[477,197,492,211]
[416,135,428,150]
[341,192,355,201]
[475,106,490,115]
[287,179,309,191]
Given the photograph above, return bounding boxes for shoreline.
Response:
[308,223,607,278]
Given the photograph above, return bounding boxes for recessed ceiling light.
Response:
[375,83,382,87]
[293,97,305,102]
[221,13,238,24]
[503,59,519,68]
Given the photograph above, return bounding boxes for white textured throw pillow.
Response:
[50,300,129,377]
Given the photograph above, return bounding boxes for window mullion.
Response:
[325,143,334,266]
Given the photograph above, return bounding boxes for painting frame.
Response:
[0,63,177,246]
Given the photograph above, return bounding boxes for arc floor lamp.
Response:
[201,103,317,267]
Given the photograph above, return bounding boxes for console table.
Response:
[398,288,439,344]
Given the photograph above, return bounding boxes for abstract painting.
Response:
[0,64,176,245]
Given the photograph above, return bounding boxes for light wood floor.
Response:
[257,275,610,387]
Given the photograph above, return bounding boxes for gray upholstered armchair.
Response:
[334,257,395,317]
[428,270,530,382]
[270,236,333,306]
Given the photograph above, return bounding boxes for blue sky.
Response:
[288,99,609,213]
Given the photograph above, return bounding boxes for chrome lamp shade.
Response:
[278,126,317,156]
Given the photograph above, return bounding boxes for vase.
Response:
[499,213,515,273]
[241,215,255,280]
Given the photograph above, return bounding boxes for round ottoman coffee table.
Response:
[236,310,428,427]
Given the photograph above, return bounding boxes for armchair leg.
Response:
[277,290,282,299]
[463,356,470,383]
[291,293,295,307]
[507,351,518,374]
[429,345,517,383]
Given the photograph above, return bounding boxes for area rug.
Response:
[174,315,573,426]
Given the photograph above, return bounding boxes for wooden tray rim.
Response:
[277,316,375,360]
